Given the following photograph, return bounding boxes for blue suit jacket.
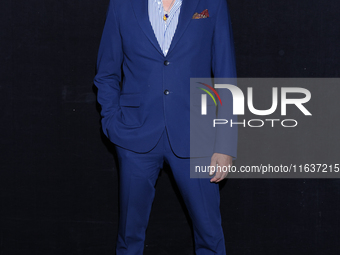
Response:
[94,0,238,158]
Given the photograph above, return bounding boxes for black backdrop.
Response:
[1,0,340,254]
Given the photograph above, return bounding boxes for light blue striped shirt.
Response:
[148,0,183,56]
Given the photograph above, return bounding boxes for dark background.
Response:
[1,0,340,254]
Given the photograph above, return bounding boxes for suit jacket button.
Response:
[164,60,170,66]
[164,90,170,95]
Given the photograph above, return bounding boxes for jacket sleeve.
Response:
[93,0,123,137]
[212,0,238,159]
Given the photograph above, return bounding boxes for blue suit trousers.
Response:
[115,129,226,255]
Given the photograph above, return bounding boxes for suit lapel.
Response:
[130,0,163,56]
[167,0,200,56]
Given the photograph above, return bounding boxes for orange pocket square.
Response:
[192,9,209,19]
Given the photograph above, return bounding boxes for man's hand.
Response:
[209,153,233,183]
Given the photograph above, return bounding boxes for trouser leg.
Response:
[163,133,226,255]
[115,141,163,255]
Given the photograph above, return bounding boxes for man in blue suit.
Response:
[94,0,237,254]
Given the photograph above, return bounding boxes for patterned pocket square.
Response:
[192,9,209,19]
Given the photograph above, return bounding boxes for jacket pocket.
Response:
[119,93,140,107]
[119,93,142,127]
